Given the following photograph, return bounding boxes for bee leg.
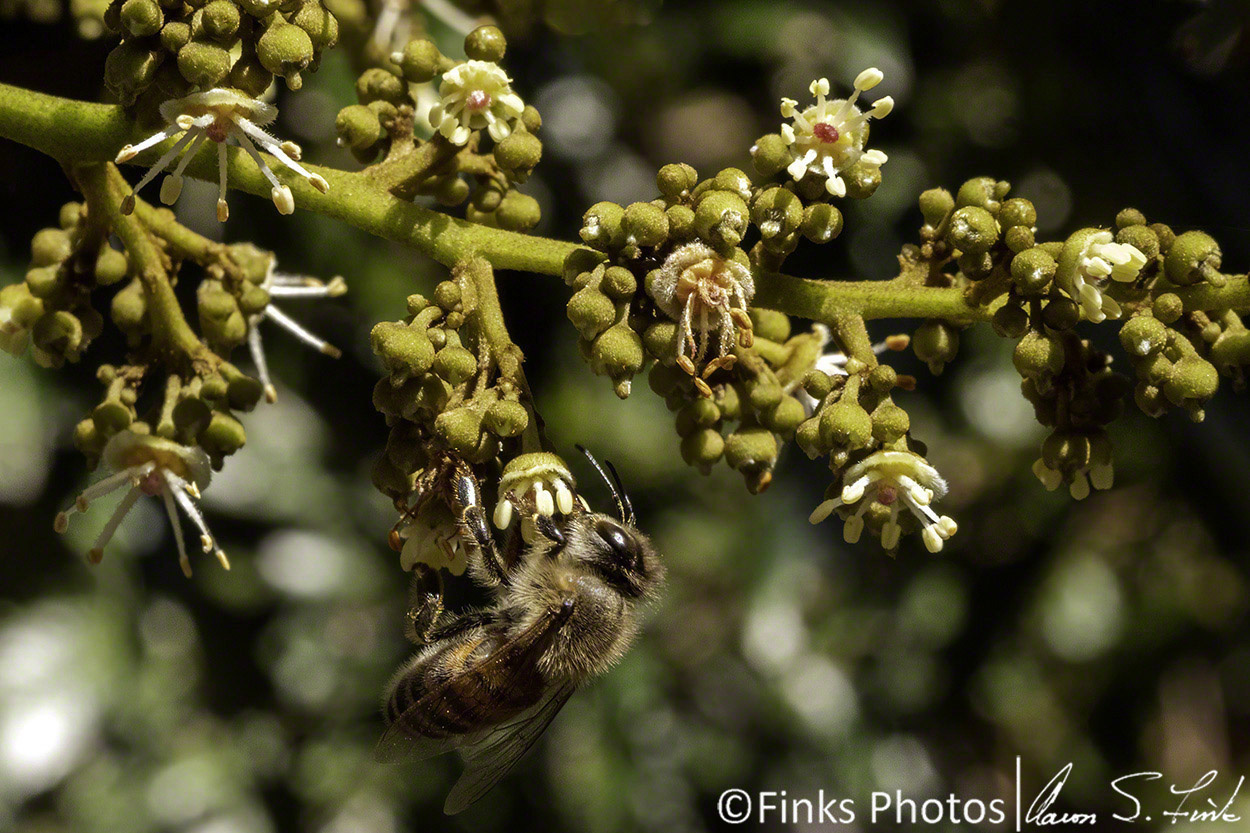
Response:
[404,564,446,644]
[452,465,510,587]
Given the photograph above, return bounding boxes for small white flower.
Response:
[492,452,578,538]
[247,260,346,403]
[397,501,468,576]
[428,60,525,146]
[1032,433,1115,500]
[1056,230,1148,324]
[54,430,227,577]
[809,449,958,553]
[115,88,329,223]
[780,68,893,197]
[647,242,755,366]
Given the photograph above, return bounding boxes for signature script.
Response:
[1025,762,1244,826]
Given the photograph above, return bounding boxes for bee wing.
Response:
[443,678,578,815]
[375,600,574,765]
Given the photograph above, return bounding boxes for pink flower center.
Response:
[813,122,840,143]
[466,90,492,111]
[876,484,897,506]
[139,469,166,497]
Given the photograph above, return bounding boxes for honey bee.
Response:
[377,448,665,814]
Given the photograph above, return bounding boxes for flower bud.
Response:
[104,41,162,104]
[25,266,63,299]
[945,206,999,255]
[177,40,232,89]
[819,400,873,450]
[199,0,238,40]
[200,411,246,461]
[621,202,669,248]
[1116,224,1159,261]
[795,418,824,459]
[750,308,790,343]
[32,310,83,364]
[1013,331,1064,379]
[371,321,435,377]
[1041,297,1079,331]
[600,266,637,301]
[160,21,191,53]
[94,247,129,286]
[1119,315,1168,357]
[396,39,443,83]
[642,320,677,361]
[229,54,273,99]
[1010,247,1057,294]
[484,399,529,437]
[465,24,506,62]
[495,131,543,175]
[802,370,832,403]
[763,396,805,434]
[801,203,843,243]
[111,278,148,335]
[356,67,406,106]
[580,202,624,250]
[956,176,1005,212]
[713,167,752,199]
[120,0,163,38]
[681,428,724,467]
[665,205,695,239]
[567,285,616,340]
[31,228,72,267]
[1152,293,1183,325]
[1162,355,1218,406]
[842,160,882,199]
[291,0,339,50]
[750,134,790,178]
[657,163,698,200]
[918,187,954,228]
[1004,226,1035,253]
[724,427,777,472]
[992,303,1029,339]
[433,344,477,385]
[92,399,133,434]
[494,192,542,232]
[590,322,644,396]
[912,320,960,374]
[1116,208,1147,228]
[1163,230,1221,286]
[751,187,802,241]
[999,197,1036,230]
[871,402,909,443]
[434,406,484,456]
[694,191,748,250]
[258,21,314,88]
[336,104,382,151]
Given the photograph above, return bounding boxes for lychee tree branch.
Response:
[3,82,1248,326]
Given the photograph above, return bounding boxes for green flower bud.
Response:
[104,41,162,104]
[258,22,314,88]
[992,303,1029,339]
[238,282,270,316]
[92,400,133,434]
[795,418,824,459]
[432,175,469,206]
[1211,330,1250,371]
[751,187,802,241]
[172,395,211,436]
[998,198,1036,230]
[371,321,435,377]
[695,190,748,250]
[716,383,741,420]
[946,206,999,255]
[521,105,542,133]
[94,247,129,286]
[111,278,148,334]
[120,0,162,37]
[25,266,62,299]
[1163,230,1221,286]
[229,54,273,99]
[581,201,624,250]
[912,320,960,374]
[433,345,477,385]
[335,104,382,151]
[657,163,698,200]
[433,280,461,311]
[1149,222,1176,254]
[1119,315,1168,357]
[621,202,669,248]
[1116,208,1147,228]
[842,159,881,199]
[57,202,82,230]
[484,399,529,437]
[802,369,832,403]
[197,279,238,322]
[395,39,442,83]
[1010,247,1057,294]
[160,21,191,54]
[867,364,897,393]
[642,320,677,361]
[801,203,843,244]
[871,402,910,443]
[471,188,504,213]
[1004,226,1035,253]
[590,322,644,396]
[32,310,83,362]
[1115,224,1159,261]
[31,228,71,266]
[356,67,406,106]
[749,308,790,343]
[74,417,105,459]
[1041,297,1080,331]
[819,400,873,450]
[918,188,955,228]
[956,176,1005,212]
[291,0,338,50]
[177,40,232,89]
[465,24,506,62]
[665,204,695,239]
[495,130,543,175]
[680,427,725,467]
[1042,430,1090,474]
[600,266,636,301]
[1013,331,1064,379]
[199,0,237,40]
[750,134,789,178]
[200,411,246,460]
[1153,293,1183,324]
[763,396,805,434]
[1163,355,1218,405]
[1134,382,1166,417]
[495,192,542,231]
[434,407,483,457]
[724,426,777,471]
[562,248,602,287]
[713,167,752,198]
[648,361,684,397]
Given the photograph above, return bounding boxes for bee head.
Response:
[562,512,664,600]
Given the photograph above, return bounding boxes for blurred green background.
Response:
[2,0,1250,830]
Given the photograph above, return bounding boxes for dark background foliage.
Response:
[1,1,1249,830]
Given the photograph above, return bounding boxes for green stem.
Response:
[2,83,1247,323]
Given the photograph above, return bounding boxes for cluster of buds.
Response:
[2,204,116,367]
[102,0,338,107]
[371,258,534,501]
[335,25,544,229]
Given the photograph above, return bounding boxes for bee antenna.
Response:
[575,444,629,524]
[603,460,635,527]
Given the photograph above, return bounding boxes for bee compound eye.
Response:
[595,520,634,561]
